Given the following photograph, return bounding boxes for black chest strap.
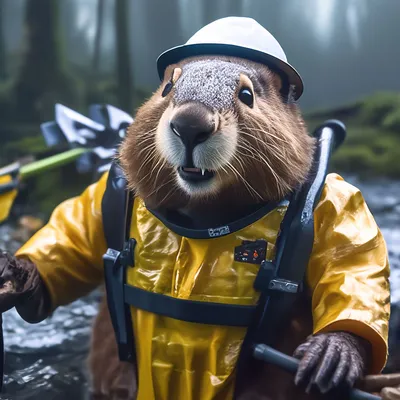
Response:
[124,284,256,326]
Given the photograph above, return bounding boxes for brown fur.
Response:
[90,56,319,398]
[88,293,137,400]
[119,56,316,210]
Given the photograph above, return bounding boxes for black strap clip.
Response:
[103,238,136,363]
[119,238,136,268]
[253,260,301,294]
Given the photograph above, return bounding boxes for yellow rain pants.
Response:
[16,172,390,400]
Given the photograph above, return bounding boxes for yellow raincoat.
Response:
[16,172,390,400]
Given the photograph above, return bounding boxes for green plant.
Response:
[359,92,400,127]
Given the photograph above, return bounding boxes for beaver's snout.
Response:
[170,102,216,165]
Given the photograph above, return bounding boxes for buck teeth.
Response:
[202,169,205,176]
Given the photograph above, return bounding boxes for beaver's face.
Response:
[120,56,315,209]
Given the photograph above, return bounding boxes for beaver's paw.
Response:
[293,332,370,395]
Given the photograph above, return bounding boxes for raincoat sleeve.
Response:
[307,173,390,374]
[15,172,109,311]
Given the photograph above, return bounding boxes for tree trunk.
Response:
[115,0,133,113]
[0,1,7,80]
[14,0,77,122]
[93,0,105,73]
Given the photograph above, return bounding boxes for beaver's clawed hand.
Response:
[0,251,35,312]
[0,251,48,322]
[293,331,370,395]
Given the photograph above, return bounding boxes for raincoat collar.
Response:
[146,199,287,239]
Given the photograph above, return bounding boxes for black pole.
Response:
[253,345,381,400]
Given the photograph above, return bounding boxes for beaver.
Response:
[84,54,384,399]
[0,16,390,400]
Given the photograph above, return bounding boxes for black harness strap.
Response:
[102,162,136,363]
[102,163,134,251]
[233,120,346,398]
[124,284,256,326]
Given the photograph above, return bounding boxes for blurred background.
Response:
[0,0,399,399]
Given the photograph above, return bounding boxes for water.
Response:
[1,293,100,400]
[0,226,102,400]
[0,176,399,399]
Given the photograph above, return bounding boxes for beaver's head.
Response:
[119,56,315,210]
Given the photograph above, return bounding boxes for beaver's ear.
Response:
[270,72,283,92]
[160,66,183,97]
[255,67,283,95]
[162,65,183,84]
[162,65,175,84]
[269,71,296,104]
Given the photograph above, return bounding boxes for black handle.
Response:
[313,119,346,151]
[253,344,381,400]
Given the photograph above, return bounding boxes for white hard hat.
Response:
[157,17,304,100]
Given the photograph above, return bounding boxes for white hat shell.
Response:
[157,17,304,100]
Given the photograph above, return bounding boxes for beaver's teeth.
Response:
[202,169,205,176]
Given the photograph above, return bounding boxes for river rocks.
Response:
[0,222,24,254]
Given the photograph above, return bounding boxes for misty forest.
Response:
[0,0,399,398]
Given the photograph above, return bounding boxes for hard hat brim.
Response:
[156,43,304,100]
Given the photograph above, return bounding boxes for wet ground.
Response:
[0,174,399,399]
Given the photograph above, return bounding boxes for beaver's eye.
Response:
[162,81,173,97]
[238,88,254,108]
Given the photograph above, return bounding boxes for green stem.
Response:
[20,148,91,179]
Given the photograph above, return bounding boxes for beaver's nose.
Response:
[170,103,215,151]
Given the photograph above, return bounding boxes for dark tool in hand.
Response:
[0,103,134,224]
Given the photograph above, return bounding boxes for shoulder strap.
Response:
[254,120,345,342]
[101,161,136,363]
[233,120,346,398]
[102,161,134,251]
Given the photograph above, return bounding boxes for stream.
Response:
[0,175,399,399]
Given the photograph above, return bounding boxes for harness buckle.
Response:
[103,242,135,363]
[253,260,301,294]
[104,249,121,276]
[253,260,275,292]
[119,238,136,268]
[268,278,301,293]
